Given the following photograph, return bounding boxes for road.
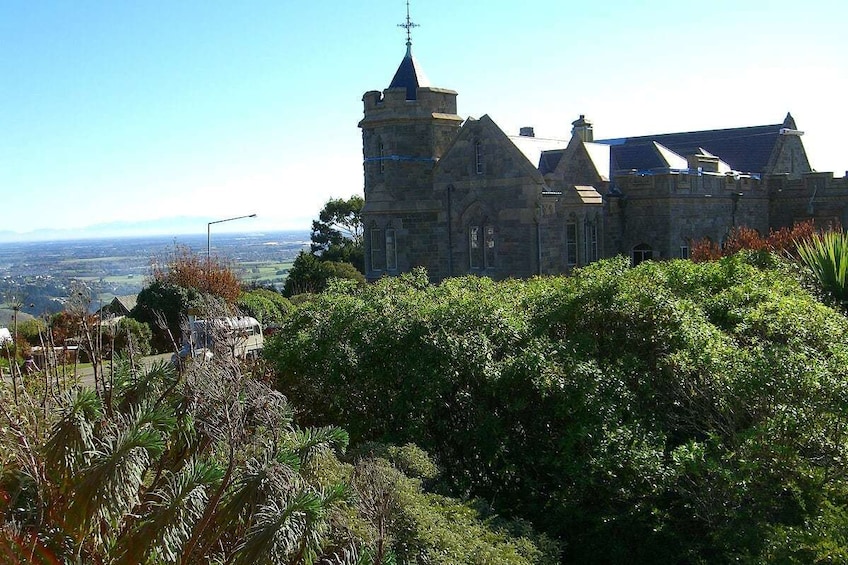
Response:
[1,353,175,390]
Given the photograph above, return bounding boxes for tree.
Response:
[133,247,240,353]
[282,252,365,297]
[151,245,241,305]
[108,317,153,358]
[310,195,364,270]
[131,281,221,353]
[236,288,292,327]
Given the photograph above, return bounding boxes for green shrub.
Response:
[267,255,848,562]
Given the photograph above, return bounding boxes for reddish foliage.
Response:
[690,220,820,262]
[690,239,722,262]
[50,311,80,344]
[151,245,241,304]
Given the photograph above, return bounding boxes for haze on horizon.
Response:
[2,0,846,240]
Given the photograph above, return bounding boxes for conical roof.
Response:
[389,43,430,100]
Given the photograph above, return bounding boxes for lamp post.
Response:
[207,214,257,264]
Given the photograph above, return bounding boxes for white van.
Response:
[175,316,264,363]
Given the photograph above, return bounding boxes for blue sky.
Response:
[2,0,846,239]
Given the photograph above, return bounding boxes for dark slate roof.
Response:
[389,44,430,100]
[597,123,784,174]
[608,142,683,172]
[539,150,565,175]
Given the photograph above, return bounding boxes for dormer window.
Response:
[475,141,484,175]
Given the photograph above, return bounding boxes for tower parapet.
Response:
[358,5,464,281]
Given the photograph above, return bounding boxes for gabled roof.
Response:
[389,44,430,100]
[114,295,138,313]
[583,142,611,181]
[507,135,569,172]
[539,150,564,175]
[101,294,138,316]
[597,121,785,174]
[434,115,547,184]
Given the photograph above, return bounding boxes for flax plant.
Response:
[796,230,848,307]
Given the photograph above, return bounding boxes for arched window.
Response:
[469,222,495,269]
[632,243,653,266]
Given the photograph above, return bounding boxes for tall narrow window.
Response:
[469,226,482,269]
[379,141,385,174]
[371,228,384,271]
[475,141,484,175]
[584,219,598,263]
[679,245,690,259]
[565,221,578,266]
[385,229,397,271]
[484,225,495,268]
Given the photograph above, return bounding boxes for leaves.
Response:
[267,254,848,561]
[797,230,848,305]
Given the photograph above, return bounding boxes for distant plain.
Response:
[0,231,309,325]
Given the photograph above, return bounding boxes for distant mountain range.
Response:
[0,216,296,243]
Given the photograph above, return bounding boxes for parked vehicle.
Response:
[173,316,264,365]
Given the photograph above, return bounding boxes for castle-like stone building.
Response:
[360,39,848,281]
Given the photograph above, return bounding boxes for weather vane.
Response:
[397,0,419,46]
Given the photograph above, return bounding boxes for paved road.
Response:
[75,353,175,388]
[1,353,175,390]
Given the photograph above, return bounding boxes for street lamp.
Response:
[207,214,257,263]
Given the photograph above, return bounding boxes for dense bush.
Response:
[691,220,816,262]
[108,317,153,357]
[0,356,554,563]
[131,281,229,353]
[236,288,292,326]
[151,245,242,304]
[283,252,366,297]
[267,256,848,562]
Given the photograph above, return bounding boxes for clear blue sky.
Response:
[2,0,846,239]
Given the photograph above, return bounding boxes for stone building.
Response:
[360,39,848,281]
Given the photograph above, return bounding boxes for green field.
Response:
[234,260,294,288]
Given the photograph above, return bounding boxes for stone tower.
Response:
[359,35,463,279]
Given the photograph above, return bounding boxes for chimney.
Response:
[571,115,593,142]
[519,126,535,138]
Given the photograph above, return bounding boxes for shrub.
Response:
[267,256,848,561]
[691,220,817,262]
[236,288,292,326]
[151,245,241,304]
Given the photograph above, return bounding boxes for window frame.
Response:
[632,243,653,266]
[565,220,578,267]
[370,228,384,272]
[469,225,482,269]
[385,228,397,271]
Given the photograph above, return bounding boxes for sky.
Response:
[1,0,846,240]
